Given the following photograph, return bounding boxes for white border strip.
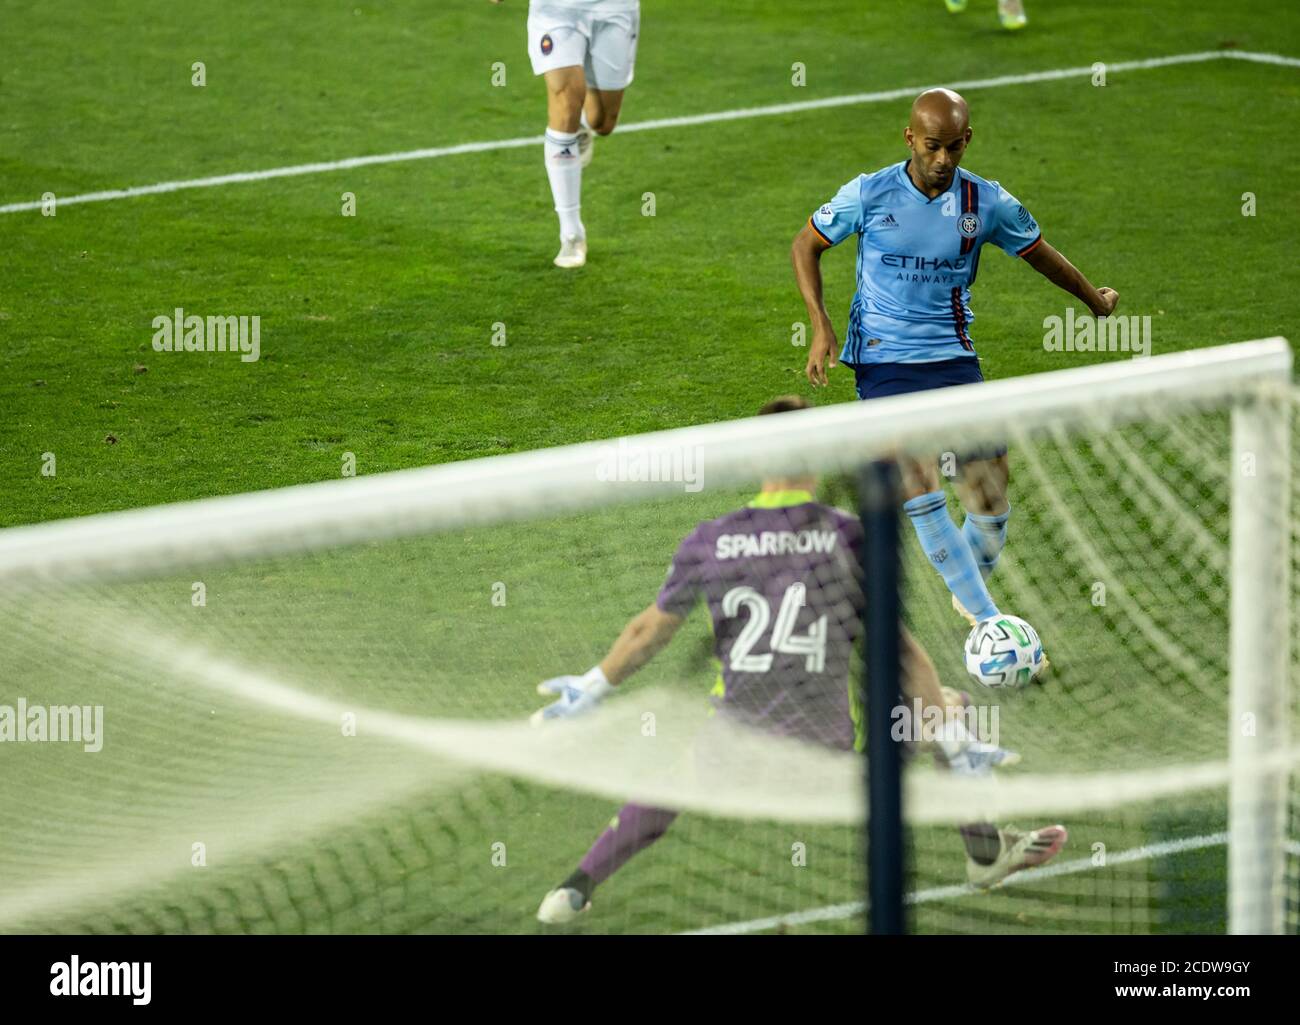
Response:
[2,50,1295,215]
[0,338,1289,583]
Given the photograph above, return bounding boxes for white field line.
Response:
[680,831,1238,935]
[2,50,1295,216]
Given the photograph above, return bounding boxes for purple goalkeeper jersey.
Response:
[656,490,864,751]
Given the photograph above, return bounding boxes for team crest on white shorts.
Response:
[958,212,981,238]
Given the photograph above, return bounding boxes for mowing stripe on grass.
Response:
[680,831,1235,935]
[2,50,1295,215]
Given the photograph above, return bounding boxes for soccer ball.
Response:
[964,615,1045,689]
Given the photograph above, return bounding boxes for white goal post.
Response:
[1230,386,1292,933]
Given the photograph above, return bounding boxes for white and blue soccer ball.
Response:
[964,615,1045,689]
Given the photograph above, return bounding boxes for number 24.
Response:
[721,583,827,673]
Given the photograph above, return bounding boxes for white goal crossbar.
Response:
[0,338,1290,584]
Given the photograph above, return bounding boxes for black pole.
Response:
[858,459,904,935]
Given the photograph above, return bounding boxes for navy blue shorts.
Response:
[845,357,1006,460]
[847,356,985,400]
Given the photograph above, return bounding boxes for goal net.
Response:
[0,338,1295,935]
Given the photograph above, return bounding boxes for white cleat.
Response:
[537,886,591,924]
[553,235,587,269]
[966,824,1067,889]
[577,124,595,168]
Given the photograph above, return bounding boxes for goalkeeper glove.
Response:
[530,666,613,726]
[943,740,1021,776]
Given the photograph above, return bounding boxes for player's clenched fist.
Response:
[1091,287,1120,318]
[806,326,839,387]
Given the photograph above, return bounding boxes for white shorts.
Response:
[527,5,640,91]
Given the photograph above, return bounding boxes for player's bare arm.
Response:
[598,602,684,685]
[531,601,683,724]
[791,223,839,387]
[1023,240,1119,317]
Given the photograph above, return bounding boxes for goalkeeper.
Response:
[531,396,1065,925]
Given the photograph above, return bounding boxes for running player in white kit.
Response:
[492,0,641,268]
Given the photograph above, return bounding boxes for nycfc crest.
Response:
[958,212,981,238]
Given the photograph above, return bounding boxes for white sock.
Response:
[543,128,584,241]
[579,108,592,133]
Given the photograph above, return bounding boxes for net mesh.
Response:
[0,347,1295,934]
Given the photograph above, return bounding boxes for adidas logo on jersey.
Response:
[877,213,900,229]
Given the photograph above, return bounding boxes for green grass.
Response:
[0,0,1297,934]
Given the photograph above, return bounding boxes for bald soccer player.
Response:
[791,88,1118,632]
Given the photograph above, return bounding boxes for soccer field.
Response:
[1,0,1298,935]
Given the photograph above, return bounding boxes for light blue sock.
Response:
[961,506,1011,581]
[903,491,1000,622]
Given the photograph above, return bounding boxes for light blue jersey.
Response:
[809,160,1042,364]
